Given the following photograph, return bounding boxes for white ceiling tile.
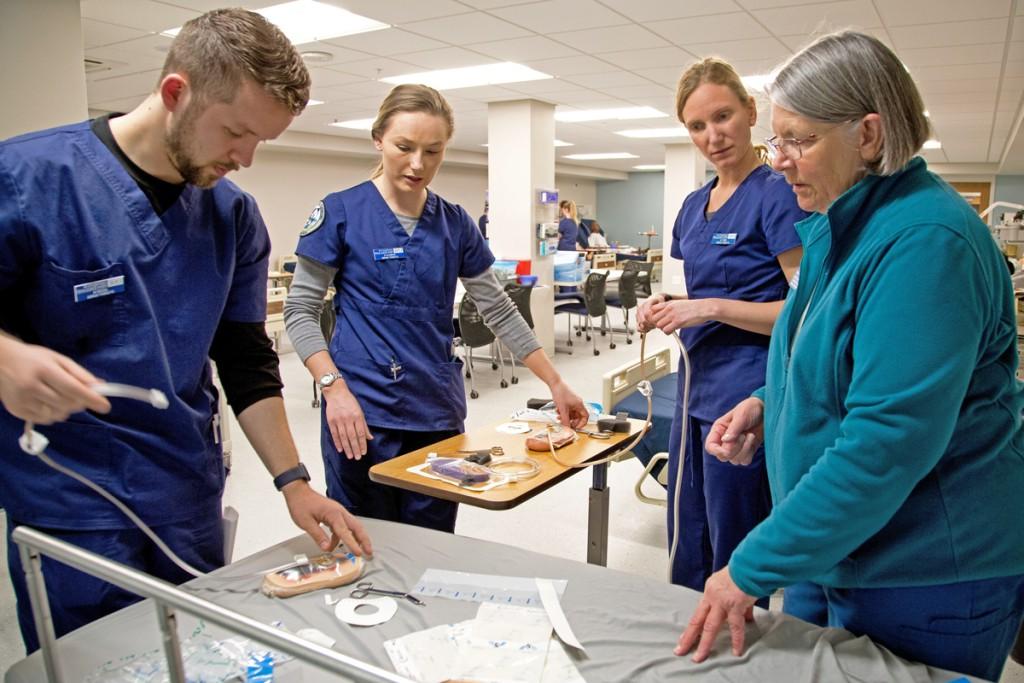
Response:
[308,67,368,89]
[89,94,148,114]
[321,0,469,24]
[84,33,173,74]
[552,89,633,105]
[646,12,771,45]
[81,18,150,49]
[86,69,162,102]
[921,91,997,106]
[889,18,1009,49]
[564,71,654,89]
[1013,15,1024,41]
[918,78,999,95]
[398,47,501,70]
[597,46,695,71]
[875,0,1010,26]
[1008,43,1024,61]
[604,83,675,100]
[632,65,690,84]
[909,63,1002,82]
[750,1,882,36]
[736,0,836,8]
[523,55,617,77]
[320,28,446,55]
[683,37,791,65]
[468,35,581,61]
[549,24,671,52]
[502,78,581,95]
[596,0,743,22]
[403,12,532,43]
[489,0,629,32]
[898,43,1006,67]
[457,0,540,7]
[81,0,199,32]
[328,56,422,79]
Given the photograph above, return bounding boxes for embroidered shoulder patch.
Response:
[299,201,325,236]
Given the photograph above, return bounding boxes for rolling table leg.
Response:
[588,462,610,566]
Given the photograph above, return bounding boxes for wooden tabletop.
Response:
[368,419,646,510]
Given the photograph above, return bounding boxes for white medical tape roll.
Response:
[335,597,398,626]
[496,421,531,434]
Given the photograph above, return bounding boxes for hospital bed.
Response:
[602,348,677,505]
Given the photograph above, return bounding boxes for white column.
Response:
[0,0,88,140]
[487,99,556,353]
[662,142,706,295]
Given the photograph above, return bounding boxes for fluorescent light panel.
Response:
[381,62,551,90]
[555,106,667,123]
[741,73,772,91]
[307,99,324,106]
[923,139,942,149]
[330,118,374,130]
[163,1,388,44]
[563,152,639,160]
[633,164,665,170]
[481,139,573,148]
[616,127,689,139]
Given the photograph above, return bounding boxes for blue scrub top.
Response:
[671,164,806,420]
[296,181,494,432]
[0,121,271,529]
[557,217,578,251]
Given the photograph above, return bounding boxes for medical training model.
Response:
[261,549,364,598]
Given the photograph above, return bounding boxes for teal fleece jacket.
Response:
[729,157,1024,598]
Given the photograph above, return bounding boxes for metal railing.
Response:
[12,525,412,683]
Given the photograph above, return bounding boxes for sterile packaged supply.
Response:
[427,457,491,484]
[261,549,364,598]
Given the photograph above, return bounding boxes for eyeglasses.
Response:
[765,121,854,160]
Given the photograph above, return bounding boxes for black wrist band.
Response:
[273,463,310,491]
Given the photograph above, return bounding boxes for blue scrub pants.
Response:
[783,576,1024,681]
[666,414,771,608]
[322,424,461,533]
[6,512,223,654]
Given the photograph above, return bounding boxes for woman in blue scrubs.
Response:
[637,59,807,599]
[557,199,580,251]
[284,84,588,532]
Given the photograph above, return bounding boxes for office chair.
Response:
[502,282,534,385]
[622,260,654,297]
[555,271,613,356]
[605,269,639,344]
[457,294,506,399]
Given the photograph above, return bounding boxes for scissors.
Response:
[349,582,426,606]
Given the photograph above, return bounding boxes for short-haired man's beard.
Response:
[166,103,233,188]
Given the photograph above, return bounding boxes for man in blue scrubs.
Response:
[0,9,371,652]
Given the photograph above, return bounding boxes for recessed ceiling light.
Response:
[381,62,552,90]
[163,1,389,45]
[923,139,941,149]
[563,152,639,160]
[301,51,334,63]
[555,106,667,123]
[616,127,689,139]
[741,73,772,91]
[330,118,374,130]
[481,139,573,148]
[633,164,665,171]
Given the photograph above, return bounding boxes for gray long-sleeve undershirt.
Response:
[283,250,540,364]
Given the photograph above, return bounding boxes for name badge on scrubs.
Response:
[373,247,407,261]
[73,275,125,302]
[711,232,737,245]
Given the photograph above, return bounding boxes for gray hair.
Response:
[768,30,929,175]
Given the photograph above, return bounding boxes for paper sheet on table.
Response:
[536,578,585,652]
[383,605,585,683]
[451,603,551,683]
[413,568,567,607]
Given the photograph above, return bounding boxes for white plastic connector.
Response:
[18,428,49,456]
[93,383,169,409]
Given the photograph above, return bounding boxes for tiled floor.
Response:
[2,308,1023,680]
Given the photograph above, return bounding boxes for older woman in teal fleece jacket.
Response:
[676,30,1024,681]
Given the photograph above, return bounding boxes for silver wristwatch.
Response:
[318,371,343,389]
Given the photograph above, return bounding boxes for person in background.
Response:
[636,57,806,605]
[677,31,1024,682]
[588,221,610,248]
[0,8,371,653]
[284,84,588,533]
[557,199,580,251]
[477,200,488,239]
